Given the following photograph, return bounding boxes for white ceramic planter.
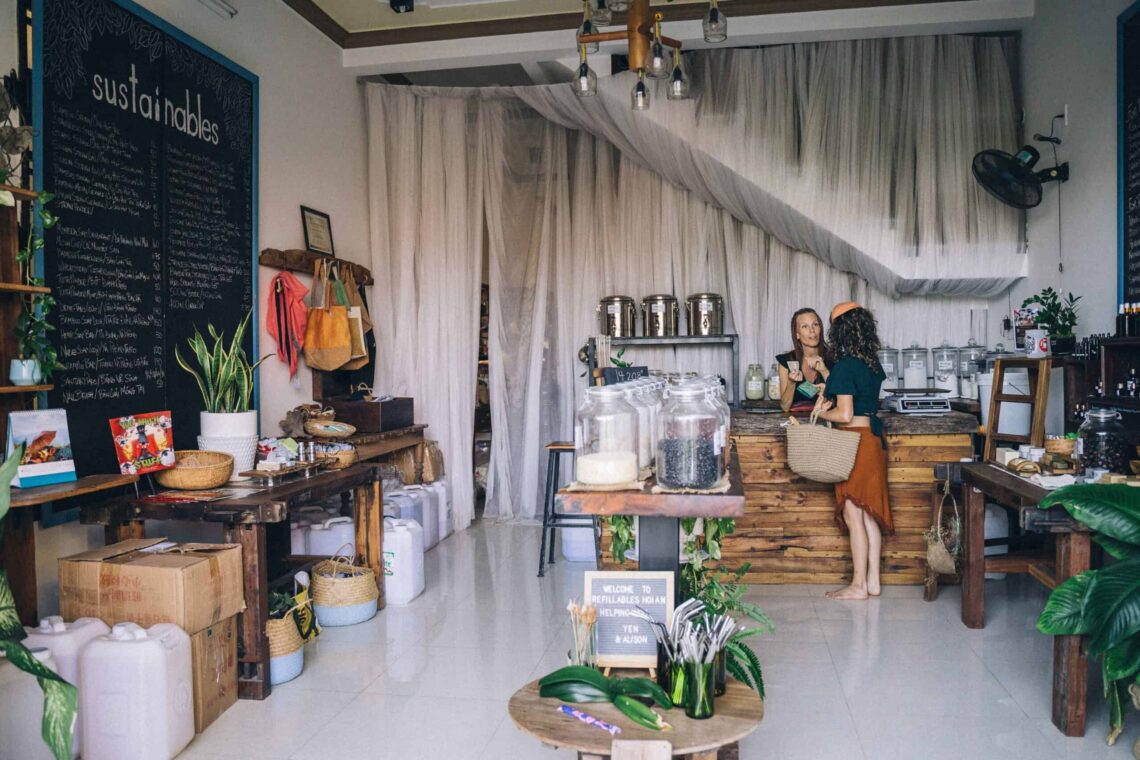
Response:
[8,359,42,386]
[200,410,258,438]
[197,435,258,480]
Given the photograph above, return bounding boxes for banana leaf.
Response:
[1106,662,1130,746]
[1083,556,1140,656]
[0,635,76,760]
[1040,485,1140,547]
[1105,636,1140,682]
[1096,535,1140,561]
[1037,569,1095,636]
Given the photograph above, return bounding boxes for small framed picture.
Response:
[300,206,334,256]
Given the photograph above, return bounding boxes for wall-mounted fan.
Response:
[972,143,1069,210]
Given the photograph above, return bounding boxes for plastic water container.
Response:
[404,486,439,550]
[977,369,1031,438]
[0,648,59,760]
[428,481,452,542]
[561,524,597,562]
[79,622,193,760]
[308,517,356,559]
[384,518,426,605]
[290,518,311,555]
[23,615,110,758]
[298,505,340,522]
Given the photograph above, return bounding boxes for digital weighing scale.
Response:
[885,387,953,414]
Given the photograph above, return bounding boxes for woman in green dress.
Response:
[813,302,891,600]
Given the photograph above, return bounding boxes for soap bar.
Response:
[995,448,1018,466]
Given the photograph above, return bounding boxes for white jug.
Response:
[308,517,356,558]
[383,517,425,605]
[428,481,451,542]
[0,648,58,760]
[23,615,111,758]
[290,518,311,555]
[79,622,193,760]
[402,486,438,550]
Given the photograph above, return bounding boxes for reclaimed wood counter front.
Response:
[601,411,977,586]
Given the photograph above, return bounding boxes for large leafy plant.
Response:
[0,444,78,759]
[1036,484,1140,749]
[1021,287,1081,338]
[175,309,267,413]
[689,562,773,698]
[15,192,61,380]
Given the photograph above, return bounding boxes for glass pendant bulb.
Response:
[631,69,650,111]
[703,0,727,43]
[609,0,630,10]
[646,18,669,80]
[590,0,611,26]
[666,50,690,100]
[572,46,598,97]
[578,2,599,53]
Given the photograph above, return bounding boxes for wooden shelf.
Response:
[0,184,39,203]
[10,473,138,509]
[259,247,374,285]
[0,385,53,394]
[0,282,50,294]
[1090,395,1140,410]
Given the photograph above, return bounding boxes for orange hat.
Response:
[830,301,861,323]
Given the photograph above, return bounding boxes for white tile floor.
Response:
[177,521,1137,759]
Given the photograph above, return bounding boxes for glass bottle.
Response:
[1078,408,1128,474]
[622,383,653,471]
[767,363,780,400]
[744,364,765,400]
[575,386,639,484]
[657,386,720,489]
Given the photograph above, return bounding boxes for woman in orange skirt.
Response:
[813,302,891,600]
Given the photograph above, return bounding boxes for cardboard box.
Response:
[191,615,238,733]
[59,538,244,632]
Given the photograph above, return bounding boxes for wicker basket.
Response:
[1045,438,1076,457]
[305,420,356,439]
[267,612,304,658]
[311,551,379,626]
[319,448,358,470]
[154,451,234,490]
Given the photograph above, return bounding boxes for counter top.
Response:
[731,409,979,437]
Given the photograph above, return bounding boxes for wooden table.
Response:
[0,474,138,625]
[958,462,1090,736]
[508,679,763,759]
[81,464,384,700]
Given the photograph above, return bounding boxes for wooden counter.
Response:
[601,411,978,586]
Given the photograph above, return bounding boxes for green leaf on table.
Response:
[1040,485,1140,546]
[1037,570,1095,636]
[0,638,77,760]
[1096,535,1140,561]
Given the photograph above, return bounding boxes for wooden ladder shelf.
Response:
[983,357,1051,463]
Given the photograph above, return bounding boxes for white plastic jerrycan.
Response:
[383,517,425,605]
[0,648,59,760]
[308,516,356,558]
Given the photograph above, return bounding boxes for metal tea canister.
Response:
[597,296,637,337]
[641,294,679,337]
[685,293,724,336]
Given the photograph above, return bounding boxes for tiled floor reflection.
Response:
[177,521,1137,759]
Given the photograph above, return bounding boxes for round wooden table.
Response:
[508,678,763,760]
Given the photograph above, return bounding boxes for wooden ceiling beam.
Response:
[284,0,965,50]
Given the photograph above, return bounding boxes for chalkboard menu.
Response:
[585,571,674,669]
[1121,2,1140,302]
[36,0,257,476]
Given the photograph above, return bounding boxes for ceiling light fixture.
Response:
[572,0,725,109]
[198,0,237,19]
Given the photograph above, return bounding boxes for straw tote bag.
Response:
[339,267,371,371]
[785,409,861,483]
[925,480,961,575]
[303,259,352,371]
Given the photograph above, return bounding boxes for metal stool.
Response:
[538,441,593,577]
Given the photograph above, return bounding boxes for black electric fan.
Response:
[972,143,1069,210]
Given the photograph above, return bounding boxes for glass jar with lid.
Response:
[901,344,929,389]
[744,364,766,401]
[622,383,653,471]
[575,386,639,485]
[1078,408,1129,474]
[657,385,721,489]
[704,377,732,475]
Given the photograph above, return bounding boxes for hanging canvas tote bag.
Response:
[785,410,861,483]
[303,259,352,371]
[339,267,372,371]
[329,264,367,366]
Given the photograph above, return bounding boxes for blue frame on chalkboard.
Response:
[30,0,259,525]
[1120,1,1140,304]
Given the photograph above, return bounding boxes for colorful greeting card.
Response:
[109,411,175,476]
[6,409,77,488]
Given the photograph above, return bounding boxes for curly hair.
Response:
[828,307,884,375]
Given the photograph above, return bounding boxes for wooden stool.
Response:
[538,441,593,577]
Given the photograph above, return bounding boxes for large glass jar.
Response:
[658,386,721,489]
[576,386,639,484]
[703,376,732,475]
[744,364,765,400]
[622,383,653,471]
[1078,408,1129,474]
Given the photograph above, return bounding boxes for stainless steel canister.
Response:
[597,295,637,337]
[685,293,724,336]
[641,294,679,337]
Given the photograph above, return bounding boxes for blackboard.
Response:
[584,570,674,669]
[601,366,648,385]
[1121,1,1140,303]
[35,0,258,476]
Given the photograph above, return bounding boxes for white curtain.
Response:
[365,34,1017,523]
[367,87,483,531]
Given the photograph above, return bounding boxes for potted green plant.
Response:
[0,444,79,760]
[1021,287,1081,355]
[1035,484,1140,753]
[175,309,268,473]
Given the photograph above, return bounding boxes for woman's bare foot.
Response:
[867,581,881,597]
[826,584,869,600]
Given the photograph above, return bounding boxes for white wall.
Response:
[990,0,1135,343]
[1,0,370,616]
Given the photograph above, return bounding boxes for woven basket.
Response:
[319,448,358,470]
[785,411,861,484]
[266,613,304,658]
[305,420,356,439]
[311,551,378,609]
[154,451,234,490]
[1045,438,1076,457]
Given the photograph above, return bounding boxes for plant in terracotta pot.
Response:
[1021,287,1081,354]
[175,310,268,474]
